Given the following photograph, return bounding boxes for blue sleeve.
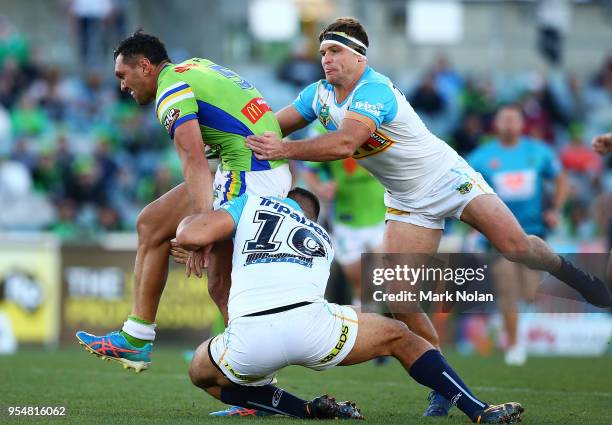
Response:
[291,82,319,122]
[219,193,249,226]
[540,144,562,179]
[348,83,398,128]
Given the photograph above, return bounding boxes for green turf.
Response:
[1,346,610,424]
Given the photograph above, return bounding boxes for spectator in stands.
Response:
[10,94,50,138]
[451,112,485,157]
[48,198,80,240]
[10,137,37,172]
[0,156,55,230]
[0,16,30,70]
[68,0,114,69]
[278,40,325,89]
[432,54,464,103]
[410,71,446,116]
[97,204,123,232]
[520,74,568,143]
[461,77,496,125]
[65,156,108,208]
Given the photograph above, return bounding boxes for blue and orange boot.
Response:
[75,331,152,373]
[209,406,273,417]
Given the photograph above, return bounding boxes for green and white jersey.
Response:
[155,58,287,171]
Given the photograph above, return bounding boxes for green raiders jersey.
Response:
[305,158,386,228]
[155,58,287,171]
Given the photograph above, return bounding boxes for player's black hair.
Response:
[114,30,170,65]
[319,17,369,48]
[288,188,320,221]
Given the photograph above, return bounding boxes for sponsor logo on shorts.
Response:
[353,131,395,159]
[163,108,180,132]
[386,207,410,216]
[272,388,284,407]
[241,98,271,124]
[456,181,473,195]
[320,325,350,364]
[223,361,265,382]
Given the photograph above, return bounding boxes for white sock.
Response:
[122,318,156,341]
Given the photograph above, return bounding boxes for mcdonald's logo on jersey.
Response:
[241,98,272,124]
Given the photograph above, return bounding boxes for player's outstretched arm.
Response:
[276,105,310,137]
[174,119,213,214]
[246,117,372,161]
[176,210,235,251]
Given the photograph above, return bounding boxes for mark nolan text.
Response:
[373,290,493,303]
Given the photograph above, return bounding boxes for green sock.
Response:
[120,315,154,348]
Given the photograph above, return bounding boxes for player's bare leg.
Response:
[188,338,233,399]
[383,220,442,348]
[340,310,523,423]
[462,194,612,307]
[189,339,362,419]
[382,220,451,416]
[339,310,432,366]
[132,183,192,321]
[76,183,192,372]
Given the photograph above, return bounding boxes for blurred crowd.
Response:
[402,54,610,246]
[0,18,609,246]
[0,17,183,238]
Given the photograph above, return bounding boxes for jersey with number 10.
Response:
[220,194,334,321]
[155,58,287,172]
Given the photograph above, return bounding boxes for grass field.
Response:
[1,346,610,424]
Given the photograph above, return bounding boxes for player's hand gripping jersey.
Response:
[156,58,287,172]
[293,66,462,203]
[220,194,334,321]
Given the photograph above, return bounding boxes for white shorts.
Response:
[208,301,359,386]
[212,164,292,209]
[384,158,494,230]
[332,221,385,265]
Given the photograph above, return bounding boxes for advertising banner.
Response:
[61,244,219,343]
[0,234,61,345]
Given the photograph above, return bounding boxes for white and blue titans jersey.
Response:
[293,66,461,203]
[220,194,334,321]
